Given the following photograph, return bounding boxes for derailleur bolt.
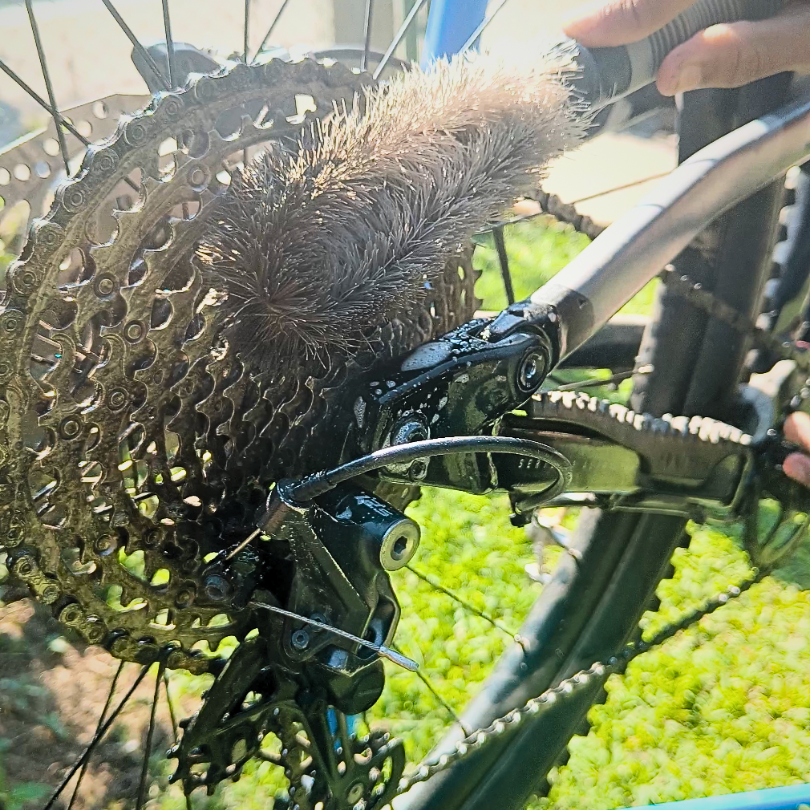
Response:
[203,575,231,602]
[291,629,310,650]
[517,350,545,393]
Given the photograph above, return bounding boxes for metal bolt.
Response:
[189,168,207,187]
[291,629,310,651]
[203,575,231,601]
[517,351,545,392]
[95,275,115,296]
[412,459,430,480]
[310,613,327,630]
[394,418,429,446]
[60,417,82,439]
[108,389,127,410]
[380,518,421,571]
[385,415,430,476]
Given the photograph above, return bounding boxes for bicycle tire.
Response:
[399,74,792,810]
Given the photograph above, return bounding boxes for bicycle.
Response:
[1,1,810,809]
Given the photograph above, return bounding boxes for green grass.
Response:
[473,217,658,316]
[151,216,810,810]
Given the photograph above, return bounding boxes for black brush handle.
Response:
[568,0,784,105]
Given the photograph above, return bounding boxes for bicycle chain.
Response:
[396,568,765,794]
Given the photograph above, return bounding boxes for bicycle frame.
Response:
[422,0,488,65]
[530,93,810,360]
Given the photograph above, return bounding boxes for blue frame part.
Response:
[617,784,810,810]
[421,0,488,66]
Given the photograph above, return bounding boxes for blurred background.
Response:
[0,0,675,225]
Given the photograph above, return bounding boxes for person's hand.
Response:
[782,412,810,486]
[563,0,810,96]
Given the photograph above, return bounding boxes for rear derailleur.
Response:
[170,482,416,808]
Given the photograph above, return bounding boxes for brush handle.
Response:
[569,0,785,105]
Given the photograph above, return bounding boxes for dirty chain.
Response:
[396,568,766,795]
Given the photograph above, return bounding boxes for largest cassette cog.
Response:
[0,58,478,673]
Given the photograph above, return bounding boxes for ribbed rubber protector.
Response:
[646,0,782,71]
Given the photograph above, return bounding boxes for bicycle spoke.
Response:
[136,661,165,810]
[163,670,179,742]
[479,208,545,235]
[551,365,653,392]
[243,0,251,63]
[162,674,194,810]
[65,660,126,810]
[25,0,69,175]
[405,565,521,644]
[361,0,375,72]
[459,0,511,55]
[568,171,672,205]
[101,0,170,91]
[44,663,153,810]
[394,645,472,736]
[242,0,251,166]
[492,225,515,305]
[162,0,176,88]
[373,0,429,79]
[252,0,292,62]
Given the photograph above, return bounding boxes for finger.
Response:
[656,5,810,95]
[563,0,697,47]
[784,411,810,450]
[783,452,810,487]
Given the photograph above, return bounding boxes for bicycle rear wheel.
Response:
[0,4,794,810]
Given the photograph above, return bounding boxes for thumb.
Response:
[656,5,810,95]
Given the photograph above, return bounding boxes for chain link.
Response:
[658,268,810,375]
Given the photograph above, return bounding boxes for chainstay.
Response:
[396,567,766,795]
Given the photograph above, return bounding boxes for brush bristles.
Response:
[197,52,585,377]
